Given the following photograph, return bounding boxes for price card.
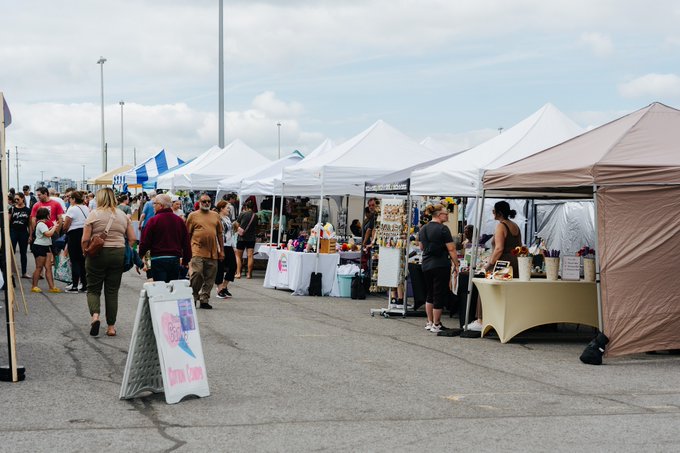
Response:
[561,256,581,281]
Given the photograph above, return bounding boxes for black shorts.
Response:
[236,240,256,250]
[423,266,451,310]
[31,244,51,258]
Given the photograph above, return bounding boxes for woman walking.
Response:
[215,201,237,298]
[10,192,31,278]
[63,191,90,293]
[82,188,136,337]
[235,200,258,279]
[30,208,62,293]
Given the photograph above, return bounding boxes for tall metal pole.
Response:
[218,0,225,148]
[119,101,124,166]
[134,147,137,166]
[277,122,281,159]
[81,164,85,190]
[97,56,107,172]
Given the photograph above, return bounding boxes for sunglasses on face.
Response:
[200,200,211,204]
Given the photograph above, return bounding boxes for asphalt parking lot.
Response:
[2,267,680,452]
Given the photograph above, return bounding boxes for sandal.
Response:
[90,319,100,337]
[106,326,116,337]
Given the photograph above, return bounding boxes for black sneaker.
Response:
[65,286,79,294]
[223,289,232,298]
[199,302,213,309]
[216,291,227,299]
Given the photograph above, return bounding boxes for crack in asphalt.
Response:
[38,291,189,449]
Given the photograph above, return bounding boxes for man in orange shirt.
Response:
[186,193,223,309]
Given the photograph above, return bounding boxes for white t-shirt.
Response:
[65,204,90,230]
[50,196,67,211]
[35,222,52,246]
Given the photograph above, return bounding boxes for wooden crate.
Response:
[319,238,337,254]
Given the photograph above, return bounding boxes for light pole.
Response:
[81,164,86,190]
[119,100,125,166]
[218,0,225,148]
[40,171,45,184]
[277,122,281,159]
[97,56,107,172]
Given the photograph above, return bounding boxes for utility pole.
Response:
[97,56,107,172]
[134,147,137,166]
[15,146,19,189]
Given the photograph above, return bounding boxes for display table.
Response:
[263,250,340,296]
[472,278,598,343]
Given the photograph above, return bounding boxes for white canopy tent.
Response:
[420,136,466,157]
[239,139,335,196]
[410,103,584,196]
[282,120,443,197]
[216,151,304,197]
[156,145,222,190]
[190,140,270,190]
[156,140,270,190]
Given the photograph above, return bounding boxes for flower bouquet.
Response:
[577,246,596,281]
[511,246,532,281]
[543,249,560,281]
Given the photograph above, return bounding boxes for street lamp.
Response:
[277,122,282,159]
[81,164,86,190]
[119,100,125,166]
[97,56,107,172]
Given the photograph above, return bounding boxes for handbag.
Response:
[237,212,255,237]
[84,213,115,257]
[123,239,135,272]
[54,250,72,283]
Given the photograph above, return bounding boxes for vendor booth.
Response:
[481,102,680,357]
[263,121,446,297]
[408,104,587,332]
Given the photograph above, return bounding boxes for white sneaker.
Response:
[466,320,483,332]
[425,322,433,331]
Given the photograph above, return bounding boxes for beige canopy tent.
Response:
[88,164,133,185]
[483,102,680,357]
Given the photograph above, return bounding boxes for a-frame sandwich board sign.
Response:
[120,280,210,404]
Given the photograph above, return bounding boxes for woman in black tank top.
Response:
[485,200,522,277]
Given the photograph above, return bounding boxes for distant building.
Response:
[35,177,78,194]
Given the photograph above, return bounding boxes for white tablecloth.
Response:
[263,250,340,296]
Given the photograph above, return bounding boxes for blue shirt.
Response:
[141,200,156,228]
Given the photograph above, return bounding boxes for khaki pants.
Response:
[85,247,125,326]
[190,257,218,304]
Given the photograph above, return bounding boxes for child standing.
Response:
[31,207,62,293]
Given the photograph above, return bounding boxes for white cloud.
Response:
[618,73,680,98]
[580,32,614,56]
[5,92,324,188]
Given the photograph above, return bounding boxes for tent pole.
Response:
[592,184,604,332]
[402,193,412,316]
[344,194,349,238]
[314,170,324,274]
[277,185,285,245]
[269,194,276,246]
[463,189,485,331]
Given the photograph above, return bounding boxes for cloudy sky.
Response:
[2,0,680,188]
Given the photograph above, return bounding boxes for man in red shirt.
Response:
[29,187,65,241]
